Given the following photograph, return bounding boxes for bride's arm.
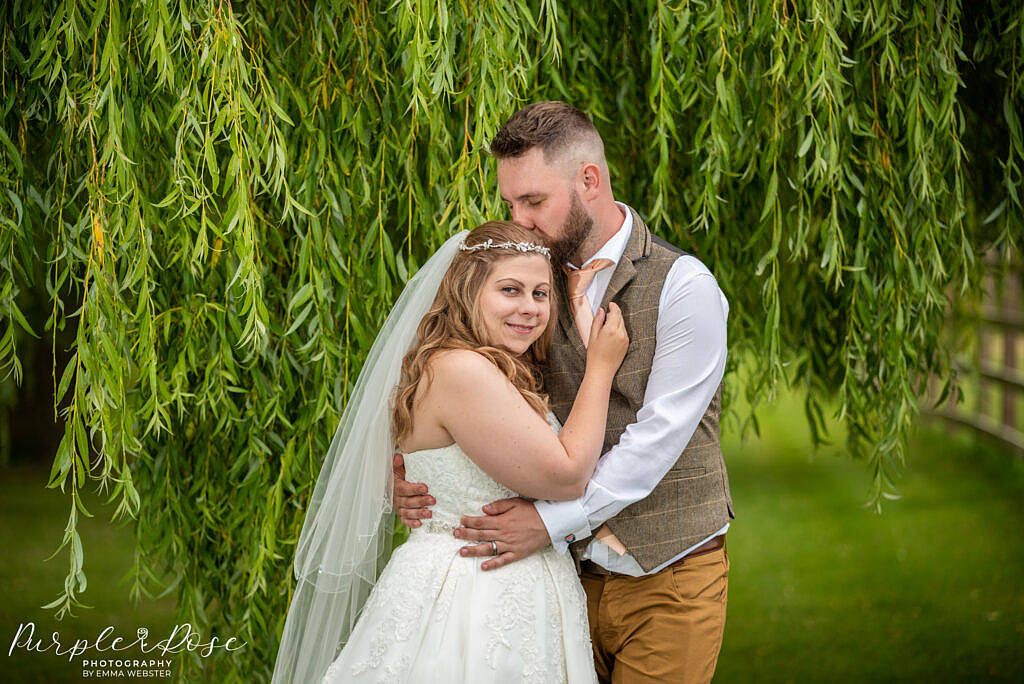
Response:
[428,305,627,501]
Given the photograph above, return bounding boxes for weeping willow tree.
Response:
[1,0,1021,679]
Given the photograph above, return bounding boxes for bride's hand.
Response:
[586,302,628,375]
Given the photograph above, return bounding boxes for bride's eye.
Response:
[502,286,519,295]
[533,290,549,299]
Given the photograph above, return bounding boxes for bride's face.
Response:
[477,254,552,355]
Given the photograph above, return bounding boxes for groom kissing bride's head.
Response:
[276,99,732,684]
[489,101,618,269]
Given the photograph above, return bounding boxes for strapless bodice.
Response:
[402,443,517,532]
[401,412,560,533]
[321,412,595,684]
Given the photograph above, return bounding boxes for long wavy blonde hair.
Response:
[392,221,557,446]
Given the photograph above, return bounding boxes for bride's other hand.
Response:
[392,453,434,528]
[586,302,628,375]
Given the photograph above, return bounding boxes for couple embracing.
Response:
[273,101,734,684]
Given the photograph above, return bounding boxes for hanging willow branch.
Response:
[1,0,1021,680]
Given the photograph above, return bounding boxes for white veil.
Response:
[271,230,469,684]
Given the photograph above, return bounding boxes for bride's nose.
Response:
[518,297,541,317]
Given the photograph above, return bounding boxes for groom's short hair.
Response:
[490,101,604,164]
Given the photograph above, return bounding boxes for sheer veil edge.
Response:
[271,231,468,684]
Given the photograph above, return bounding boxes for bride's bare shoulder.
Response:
[428,348,503,381]
[419,350,510,405]
[404,349,499,451]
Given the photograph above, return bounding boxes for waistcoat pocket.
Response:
[662,466,707,482]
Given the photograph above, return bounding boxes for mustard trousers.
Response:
[579,543,729,683]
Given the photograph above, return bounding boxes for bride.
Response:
[272,221,627,683]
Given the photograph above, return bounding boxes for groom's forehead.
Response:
[497,152,566,192]
[497,147,564,174]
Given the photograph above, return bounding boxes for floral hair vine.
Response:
[457,238,551,259]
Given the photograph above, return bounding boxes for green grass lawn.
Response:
[716,396,1024,683]
[2,393,1022,682]
[0,468,179,683]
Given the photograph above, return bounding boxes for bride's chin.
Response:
[493,341,529,356]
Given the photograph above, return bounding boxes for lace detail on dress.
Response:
[487,561,543,679]
[320,416,596,684]
[346,543,448,679]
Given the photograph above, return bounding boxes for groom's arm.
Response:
[537,260,728,552]
[458,257,728,566]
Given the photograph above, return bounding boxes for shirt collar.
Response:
[568,202,634,270]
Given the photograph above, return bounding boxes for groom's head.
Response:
[490,101,612,266]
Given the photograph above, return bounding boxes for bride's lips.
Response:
[506,323,535,335]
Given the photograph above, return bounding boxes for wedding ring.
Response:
[489,540,498,556]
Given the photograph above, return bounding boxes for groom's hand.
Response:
[393,453,434,528]
[455,497,550,571]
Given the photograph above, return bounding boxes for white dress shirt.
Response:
[534,202,730,576]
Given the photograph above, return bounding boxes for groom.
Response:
[395,101,733,683]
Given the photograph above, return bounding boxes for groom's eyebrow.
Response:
[500,192,545,203]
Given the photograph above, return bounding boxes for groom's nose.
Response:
[510,205,535,230]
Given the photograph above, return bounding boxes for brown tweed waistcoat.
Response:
[542,208,734,573]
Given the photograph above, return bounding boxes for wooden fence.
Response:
[923,251,1024,456]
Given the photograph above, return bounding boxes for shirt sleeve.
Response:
[534,256,729,553]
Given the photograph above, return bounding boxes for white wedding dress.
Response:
[320,419,598,684]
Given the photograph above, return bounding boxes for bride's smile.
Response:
[477,254,552,355]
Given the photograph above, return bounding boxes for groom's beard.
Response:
[549,192,593,268]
